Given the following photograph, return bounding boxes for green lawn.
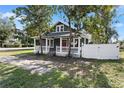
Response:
[99,51,124,88]
[0,50,124,88]
[0,50,33,56]
[0,63,76,88]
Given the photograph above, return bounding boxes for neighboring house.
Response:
[34,21,91,57]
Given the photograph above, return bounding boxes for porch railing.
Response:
[35,45,80,55]
[56,46,79,54]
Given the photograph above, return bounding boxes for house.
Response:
[34,21,91,57]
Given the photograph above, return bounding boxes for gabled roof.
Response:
[54,21,69,27]
[53,21,76,30]
[41,21,91,39]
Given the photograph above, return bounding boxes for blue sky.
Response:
[0,5,124,40]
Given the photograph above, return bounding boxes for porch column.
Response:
[78,37,81,55]
[46,38,48,53]
[60,37,62,53]
[84,38,86,44]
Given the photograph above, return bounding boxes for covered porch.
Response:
[34,36,89,57]
[34,30,91,57]
[55,37,81,57]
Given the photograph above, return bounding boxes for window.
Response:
[71,38,79,47]
[74,39,78,47]
[36,39,40,45]
[57,27,59,32]
[81,38,84,44]
[56,25,64,32]
[47,40,50,46]
[62,40,67,46]
[42,39,46,46]
[60,26,64,31]
[51,40,54,47]
[86,39,88,44]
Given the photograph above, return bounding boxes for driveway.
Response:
[0,54,92,76]
[0,55,57,75]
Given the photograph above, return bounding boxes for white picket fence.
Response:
[82,44,119,60]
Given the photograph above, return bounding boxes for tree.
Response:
[0,15,15,47]
[58,6,75,57]
[83,6,118,44]
[58,5,96,56]
[13,5,54,54]
[99,6,118,43]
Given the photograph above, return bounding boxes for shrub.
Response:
[22,44,34,47]
[3,44,20,48]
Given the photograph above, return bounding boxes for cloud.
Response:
[0,12,23,29]
[114,23,124,28]
[116,6,124,16]
[1,12,15,18]
[118,6,124,9]
[0,12,22,22]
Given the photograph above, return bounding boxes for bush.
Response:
[22,44,34,47]
[3,43,34,48]
[3,44,20,48]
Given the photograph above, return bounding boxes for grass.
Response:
[0,50,33,56]
[0,50,124,88]
[0,63,93,88]
[98,51,124,88]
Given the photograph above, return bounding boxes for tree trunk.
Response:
[0,42,2,48]
[68,19,72,57]
[27,36,28,47]
[105,27,109,44]
[40,35,43,54]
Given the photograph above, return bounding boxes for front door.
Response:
[54,38,60,50]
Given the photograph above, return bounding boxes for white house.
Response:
[34,21,91,57]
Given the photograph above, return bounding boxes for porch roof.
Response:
[43,31,74,38]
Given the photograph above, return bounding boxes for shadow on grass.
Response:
[0,62,112,88]
[94,72,111,88]
[14,51,123,64]
[6,50,123,88]
[0,63,86,88]
[15,53,80,62]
